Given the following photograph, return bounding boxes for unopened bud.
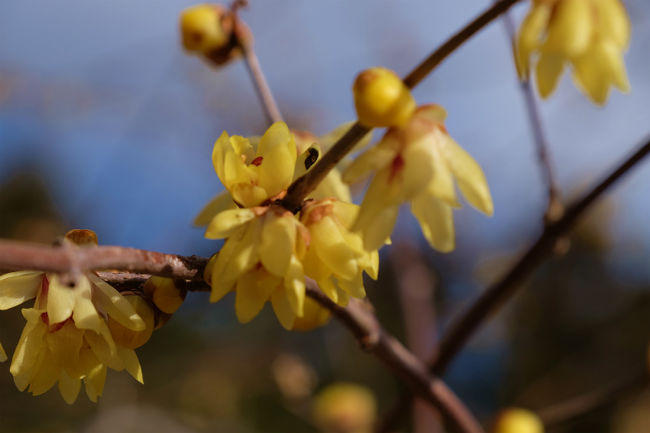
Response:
[144,276,185,314]
[108,295,155,349]
[353,67,415,128]
[180,4,231,54]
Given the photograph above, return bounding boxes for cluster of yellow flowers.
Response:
[516,0,630,104]
[0,230,185,403]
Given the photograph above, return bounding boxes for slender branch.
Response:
[282,0,524,211]
[305,285,484,433]
[230,3,283,125]
[500,10,562,223]
[0,242,206,281]
[538,372,648,429]
[432,135,650,375]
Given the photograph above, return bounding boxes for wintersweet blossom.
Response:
[0,230,147,403]
[194,122,369,227]
[300,199,378,305]
[343,104,493,252]
[204,204,309,329]
[516,0,630,104]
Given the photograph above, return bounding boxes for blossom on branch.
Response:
[204,205,308,329]
[343,104,493,252]
[0,230,148,403]
[300,199,378,305]
[516,0,630,104]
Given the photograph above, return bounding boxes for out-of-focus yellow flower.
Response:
[491,408,544,433]
[204,204,309,329]
[300,199,378,305]
[516,0,630,104]
[343,105,493,252]
[290,296,331,331]
[0,230,146,403]
[353,67,415,128]
[313,382,377,433]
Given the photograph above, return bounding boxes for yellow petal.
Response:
[294,143,322,180]
[27,352,59,396]
[415,104,448,124]
[411,194,455,253]
[194,192,237,227]
[271,289,296,330]
[257,122,297,196]
[400,139,435,200]
[312,218,360,280]
[84,330,121,370]
[338,273,366,299]
[516,4,551,78]
[443,138,493,216]
[83,359,106,403]
[283,255,306,317]
[116,346,143,384]
[0,342,6,362]
[318,277,339,304]
[259,212,296,277]
[205,208,257,239]
[235,270,271,323]
[46,274,76,324]
[229,183,269,208]
[359,205,399,252]
[572,40,629,104]
[312,170,352,203]
[11,309,47,391]
[58,370,81,404]
[0,271,42,310]
[211,131,230,180]
[319,121,373,153]
[87,273,146,331]
[342,141,398,185]
[427,134,458,207]
[594,0,630,48]
[224,149,255,191]
[46,321,83,376]
[544,0,593,57]
[210,217,261,302]
[536,52,565,98]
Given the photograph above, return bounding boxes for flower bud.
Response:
[491,408,544,433]
[353,67,415,128]
[64,229,98,246]
[313,383,377,433]
[291,296,331,331]
[108,295,155,349]
[180,4,231,54]
[144,276,185,314]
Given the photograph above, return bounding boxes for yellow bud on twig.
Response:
[353,67,415,128]
[491,408,544,433]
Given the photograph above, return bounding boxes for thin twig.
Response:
[500,10,562,223]
[305,285,484,433]
[432,135,650,375]
[538,372,648,429]
[282,0,524,211]
[231,2,283,125]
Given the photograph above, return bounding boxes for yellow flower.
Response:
[313,382,377,433]
[491,408,544,433]
[0,230,146,403]
[516,0,630,104]
[194,122,371,227]
[300,199,378,305]
[343,105,493,252]
[204,204,309,329]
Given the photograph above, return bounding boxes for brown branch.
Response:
[0,252,481,433]
[230,3,283,125]
[499,9,562,223]
[0,242,206,282]
[433,135,650,375]
[538,372,648,429]
[305,284,484,433]
[281,0,523,211]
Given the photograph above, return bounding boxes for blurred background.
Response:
[1,1,650,432]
